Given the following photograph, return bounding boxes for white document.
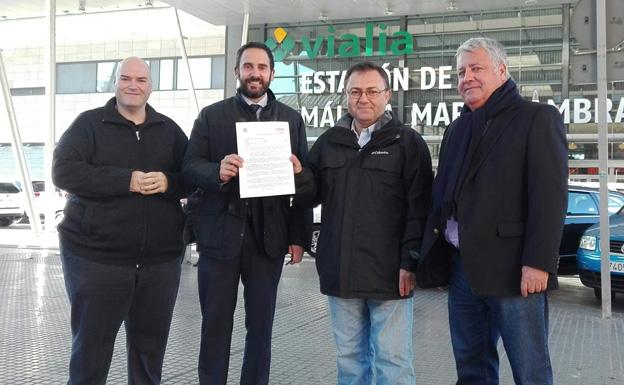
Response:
[236,121,295,198]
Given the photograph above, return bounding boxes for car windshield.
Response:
[0,183,20,194]
[608,193,624,214]
[567,191,598,215]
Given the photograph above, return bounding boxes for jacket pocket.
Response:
[362,145,402,174]
[60,201,89,235]
[497,222,525,237]
[194,191,227,215]
[193,212,224,249]
[81,206,93,235]
[361,151,401,174]
[319,152,346,169]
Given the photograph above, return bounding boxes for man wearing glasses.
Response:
[294,62,433,384]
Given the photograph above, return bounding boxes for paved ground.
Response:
[1,225,624,384]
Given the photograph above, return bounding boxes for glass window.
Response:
[0,182,19,194]
[96,61,119,93]
[147,59,161,90]
[567,191,598,215]
[11,87,45,96]
[608,194,624,214]
[177,57,211,89]
[211,56,225,89]
[159,59,174,90]
[272,62,297,94]
[57,62,96,94]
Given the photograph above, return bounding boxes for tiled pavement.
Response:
[1,244,624,385]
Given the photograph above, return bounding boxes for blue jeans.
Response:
[327,296,416,385]
[60,245,182,385]
[448,255,552,385]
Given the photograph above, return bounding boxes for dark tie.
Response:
[250,104,261,120]
[247,103,263,242]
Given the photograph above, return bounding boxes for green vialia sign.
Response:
[265,24,414,61]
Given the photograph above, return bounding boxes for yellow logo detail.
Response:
[274,27,288,43]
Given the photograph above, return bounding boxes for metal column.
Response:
[223,13,250,98]
[241,12,249,47]
[174,8,199,115]
[561,3,570,103]
[0,51,41,234]
[44,0,56,231]
[596,0,612,317]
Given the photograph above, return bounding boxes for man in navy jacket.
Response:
[419,37,567,385]
[182,42,311,385]
[53,57,189,385]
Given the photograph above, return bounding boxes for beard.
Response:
[239,76,270,99]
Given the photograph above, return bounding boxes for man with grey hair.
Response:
[419,37,567,384]
[53,56,189,385]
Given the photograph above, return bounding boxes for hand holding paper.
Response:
[219,154,244,183]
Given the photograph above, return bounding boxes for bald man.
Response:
[53,57,190,385]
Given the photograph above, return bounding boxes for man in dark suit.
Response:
[182,42,310,385]
[419,37,567,385]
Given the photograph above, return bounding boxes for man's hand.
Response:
[520,265,549,298]
[399,268,416,296]
[130,170,146,193]
[220,154,244,183]
[290,154,303,175]
[285,244,304,265]
[139,172,168,195]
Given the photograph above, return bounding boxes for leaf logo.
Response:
[265,27,295,62]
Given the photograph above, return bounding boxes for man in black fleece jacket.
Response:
[52,57,189,385]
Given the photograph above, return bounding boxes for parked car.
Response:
[17,180,67,227]
[577,208,624,299]
[559,185,624,273]
[0,181,25,227]
[306,185,624,270]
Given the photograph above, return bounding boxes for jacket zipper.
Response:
[135,124,148,268]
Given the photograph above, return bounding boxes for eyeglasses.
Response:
[347,88,388,99]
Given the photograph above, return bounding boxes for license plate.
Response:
[610,261,624,273]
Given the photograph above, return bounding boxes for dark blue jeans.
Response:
[448,255,552,385]
[60,245,182,385]
[197,222,284,385]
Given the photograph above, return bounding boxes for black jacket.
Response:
[53,97,189,266]
[297,112,433,299]
[182,89,311,259]
[419,82,568,297]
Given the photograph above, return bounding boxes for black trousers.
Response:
[60,245,182,385]
[197,222,284,385]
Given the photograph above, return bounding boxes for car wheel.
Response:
[54,211,64,228]
[0,218,11,227]
[593,287,616,300]
[307,224,320,258]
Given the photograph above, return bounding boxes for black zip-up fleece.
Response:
[53,97,190,266]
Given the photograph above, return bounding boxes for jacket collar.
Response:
[235,88,277,113]
[328,111,402,148]
[102,97,163,127]
[335,110,395,130]
[460,77,521,119]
